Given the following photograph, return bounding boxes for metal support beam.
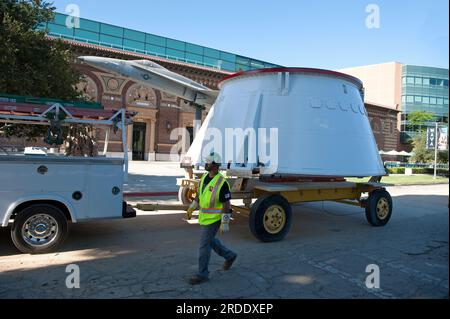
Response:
[103,128,110,156]
[194,106,202,137]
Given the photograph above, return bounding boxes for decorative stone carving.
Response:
[161,92,178,102]
[126,84,157,107]
[75,76,98,102]
[99,74,126,94]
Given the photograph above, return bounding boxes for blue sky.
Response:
[51,0,449,69]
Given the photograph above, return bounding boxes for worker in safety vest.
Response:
[186,152,237,285]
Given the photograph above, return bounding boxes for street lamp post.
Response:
[433,122,438,180]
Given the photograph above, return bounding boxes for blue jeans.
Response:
[198,221,236,279]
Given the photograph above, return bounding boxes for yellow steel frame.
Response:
[141,178,386,215]
[252,182,382,204]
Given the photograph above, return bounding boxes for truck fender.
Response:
[2,194,77,227]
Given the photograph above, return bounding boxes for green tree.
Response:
[407,110,434,132]
[0,0,82,142]
[410,130,449,164]
[410,131,434,163]
[0,0,80,98]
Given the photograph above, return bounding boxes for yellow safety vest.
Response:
[198,172,229,225]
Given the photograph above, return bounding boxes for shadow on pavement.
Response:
[0,193,448,298]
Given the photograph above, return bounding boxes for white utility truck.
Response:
[0,99,136,253]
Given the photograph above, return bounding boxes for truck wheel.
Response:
[249,194,292,242]
[365,189,393,226]
[178,186,196,205]
[11,204,68,254]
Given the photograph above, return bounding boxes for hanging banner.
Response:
[426,127,437,150]
[437,127,448,150]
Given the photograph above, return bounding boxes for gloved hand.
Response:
[186,200,198,220]
[220,213,232,234]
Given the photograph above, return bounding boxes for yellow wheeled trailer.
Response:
[171,175,393,242]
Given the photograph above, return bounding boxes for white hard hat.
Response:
[205,152,221,165]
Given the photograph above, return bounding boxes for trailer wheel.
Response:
[249,195,292,242]
[11,204,68,254]
[178,186,196,205]
[365,189,392,226]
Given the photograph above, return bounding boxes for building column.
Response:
[148,120,156,161]
[127,124,133,160]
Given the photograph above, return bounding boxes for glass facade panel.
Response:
[79,18,100,32]
[100,34,123,46]
[123,38,145,51]
[100,24,123,37]
[250,60,265,69]
[203,56,220,67]
[44,13,281,73]
[423,96,430,104]
[146,34,166,46]
[236,63,250,71]
[124,28,146,42]
[430,97,437,104]
[406,77,415,84]
[415,77,422,85]
[220,52,236,63]
[221,61,236,71]
[146,44,166,55]
[186,52,203,64]
[74,29,99,42]
[166,48,185,59]
[47,23,73,37]
[414,96,422,103]
[204,48,220,58]
[236,56,250,66]
[54,13,68,26]
[423,78,430,85]
[186,43,204,55]
[166,38,185,51]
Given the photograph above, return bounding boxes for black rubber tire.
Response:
[178,186,195,205]
[249,194,292,242]
[11,204,68,254]
[365,189,393,227]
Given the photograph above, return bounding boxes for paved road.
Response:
[0,184,448,299]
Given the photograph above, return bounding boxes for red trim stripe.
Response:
[219,67,363,89]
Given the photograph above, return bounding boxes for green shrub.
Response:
[387,167,405,174]
[412,168,449,177]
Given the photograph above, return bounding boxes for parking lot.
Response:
[0,162,448,299]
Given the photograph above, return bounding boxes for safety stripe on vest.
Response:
[209,177,224,208]
[201,208,223,214]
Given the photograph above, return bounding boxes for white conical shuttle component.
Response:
[186,68,385,177]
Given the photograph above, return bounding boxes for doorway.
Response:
[132,122,146,161]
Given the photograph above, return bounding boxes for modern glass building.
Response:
[401,65,449,142]
[38,13,281,73]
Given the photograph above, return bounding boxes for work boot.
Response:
[223,254,237,271]
[188,275,209,285]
